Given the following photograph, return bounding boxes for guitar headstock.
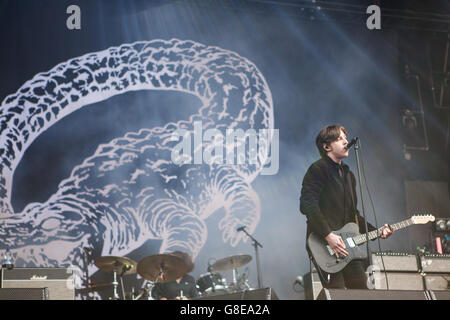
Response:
[411,214,435,224]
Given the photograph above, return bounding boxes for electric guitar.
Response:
[307,214,435,274]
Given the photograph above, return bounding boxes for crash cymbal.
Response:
[94,256,137,275]
[137,254,189,283]
[210,254,252,271]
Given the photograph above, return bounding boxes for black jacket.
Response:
[300,156,376,240]
[151,274,199,300]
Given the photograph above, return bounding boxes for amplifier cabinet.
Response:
[424,273,450,290]
[429,290,450,300]
[373,272,424,290]
[318,288,429,300]
[0,287,49,300]
[1,268,75,300]
[371,253,418,272]
[420,255,450,273]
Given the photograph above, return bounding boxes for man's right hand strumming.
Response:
[325,232,349,257]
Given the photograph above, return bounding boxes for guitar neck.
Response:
[352,218,413,245]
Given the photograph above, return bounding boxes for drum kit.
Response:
[77,253,254,300]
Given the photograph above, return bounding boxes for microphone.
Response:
[236,226,246,232]
[84,247,92,253]
[345,137,358,150]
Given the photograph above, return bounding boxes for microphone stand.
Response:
[239,227,264,289]
[83,248,92,300]
[353,138,373,278]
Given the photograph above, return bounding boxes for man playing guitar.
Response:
[300,125,394,289]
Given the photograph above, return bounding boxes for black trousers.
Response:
[320,260,368,289]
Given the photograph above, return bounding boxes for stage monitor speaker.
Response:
[317,288,430,300]
[193,288,278,300]
[0,287,49,300]
[1,268,75,300]
[373,272,424,290]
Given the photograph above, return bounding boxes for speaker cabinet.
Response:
[420,255,450,273]
[193,288,278,300]
[429,290,450,300]
[1,268,75,300]
[371,253,419,272]
[0,287,49,300]
[373,272,424,290]
[317,288,430,300]
[424,274,450,290]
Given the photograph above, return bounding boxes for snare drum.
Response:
[196,272,228,295]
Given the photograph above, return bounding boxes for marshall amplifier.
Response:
[1,268,75,300]
[0,287,49,300]
[420,254,450,273]
[371,252,419,272]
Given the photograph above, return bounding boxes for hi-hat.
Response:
[137,254,189,283]
[94,256,137,275]
[210,254,252,271]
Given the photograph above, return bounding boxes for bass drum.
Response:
[196,272,229,296]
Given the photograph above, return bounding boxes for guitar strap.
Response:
[306,247,331,286]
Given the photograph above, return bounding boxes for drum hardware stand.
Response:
[238,268,251,291]
[232,268,238,291]
[111,268,120,300]
[155,264,167,282]
[210,274,219,293]
[131,265,166,300]
[109,262,130,300]
[82,247,93,300]
[133,282,155,300]
[131,264,167,300]
[119,264,132,300]
[206,262,220,294]
[230,268,251,292]
[238,226,264,289]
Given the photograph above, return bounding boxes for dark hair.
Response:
[170,250,195,273]
[315,125,347,158]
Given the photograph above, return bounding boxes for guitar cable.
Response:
[357,139,390,290]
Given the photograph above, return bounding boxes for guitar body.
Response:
[307,223,367,274]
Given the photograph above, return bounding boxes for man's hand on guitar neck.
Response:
[379,224,394,239]
[325,232,348,258]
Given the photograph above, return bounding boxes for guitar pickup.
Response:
[346,238,355,248]
[326,245,334,256]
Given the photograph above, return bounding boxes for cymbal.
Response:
[137,254,189,283]
[94,256,137,275]
[210,254,252,271]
